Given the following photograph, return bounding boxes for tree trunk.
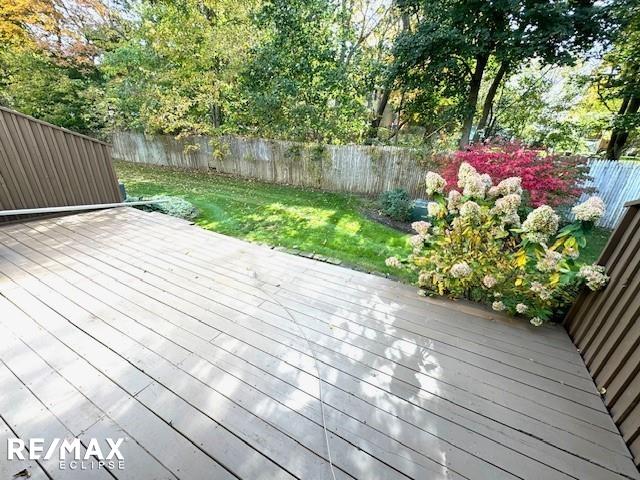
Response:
[459,53,489,149]
[606,96,630,157]
[365,6,407,144]
[365,88,391,144]
[473,61,508,142]
[606,96,639,160]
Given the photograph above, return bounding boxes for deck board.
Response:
[0,207,638,480]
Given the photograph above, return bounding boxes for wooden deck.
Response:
[0,207,637,480]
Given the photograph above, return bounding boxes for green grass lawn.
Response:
[115,161,611,281]
[580,226,611,264]
[115,161,412,278]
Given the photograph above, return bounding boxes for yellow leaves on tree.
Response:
[0,0,56,45]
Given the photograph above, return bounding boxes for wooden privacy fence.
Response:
[113,132,640,227]
[112,131,437,197]
[565,199,640,466]
[574,160,640,229]
[0,107,121,222]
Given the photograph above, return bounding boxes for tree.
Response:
[393,0,613,148]
[592,7,640,159]
[363,1,408,143]
[237,0,368,143]
[0,0,115,133]
[0,47,104,132]
[481,63,611,153]
[0,0,55,46]
[102,0,256,136]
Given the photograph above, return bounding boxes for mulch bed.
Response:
[360,206,414,233]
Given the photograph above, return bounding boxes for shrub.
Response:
[386,164,608,326]
[129,195,199,221]
[379,188,412,221]
[439,141,590,207]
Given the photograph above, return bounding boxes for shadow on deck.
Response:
[0,207,637,480]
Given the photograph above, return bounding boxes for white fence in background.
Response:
[581,159,640,229]
[111,132,640,230]
[111,132,438,197]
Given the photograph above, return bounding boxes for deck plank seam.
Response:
[0,412,53,480]
[0,358,121,480]
[0,326,182,480]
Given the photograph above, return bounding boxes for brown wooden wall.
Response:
[565,199,640,465]
[0,107,121,223]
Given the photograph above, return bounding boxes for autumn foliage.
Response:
[439,142,590,207]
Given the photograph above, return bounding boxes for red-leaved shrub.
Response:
[440,142,589,207]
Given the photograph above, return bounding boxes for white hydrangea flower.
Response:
[385,256,401,268]
[578,264,609,291]
[522,205,560,243]
[536,249,563,272]
[427,202,442,217]
[462,174,487,199]
[418,271,430,286]
[487,186,501,198]
[565,246,579,259]
[530,317,543,327]
[522,231,549,244]
[491,193,522,217]
[425,172,447,196]
[496,177,523,196]
[492,301,505,311]
[501,211,521,227]
[459,201,481,222]
[515,303,528,314]
[450,262,472,278]
[572,196,605,223]
[447,190,462,213]
[482,274,497,288]
[409,234,426,248]
[411,220,431,236]
[455,162,487,199]
[530,281,551,300]
[457,162,478,188]
[450,216,463,230]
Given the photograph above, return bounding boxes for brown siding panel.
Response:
[0,107,121,223]
[566,201,640,467]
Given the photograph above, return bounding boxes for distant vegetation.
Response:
[0,0,638,156]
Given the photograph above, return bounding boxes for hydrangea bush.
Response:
[385,163,609,326]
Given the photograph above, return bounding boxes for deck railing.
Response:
[0,107,121,223]
[565,199,640,465]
